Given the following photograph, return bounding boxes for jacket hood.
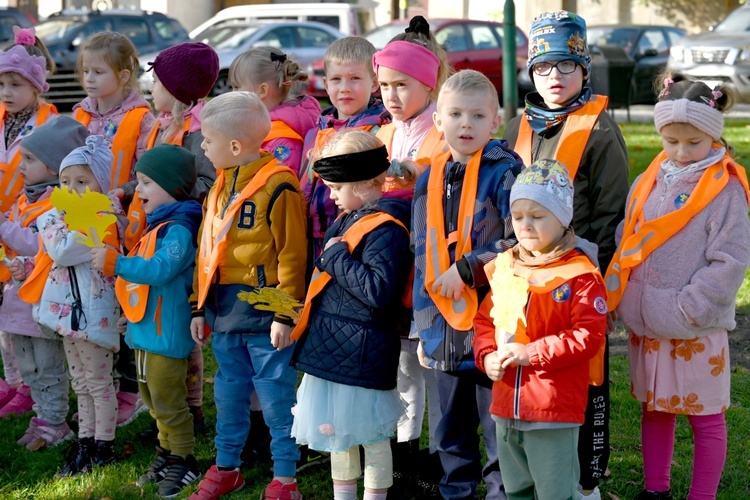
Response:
[320,97,391,129]
[482,138,524,165]
[370,196,411,228]
[74,89,151,115]
[270,95,321,138]
[146,200,203,236]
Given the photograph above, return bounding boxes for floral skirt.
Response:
[291,374,404,453]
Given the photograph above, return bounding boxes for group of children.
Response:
[0,8,746,500]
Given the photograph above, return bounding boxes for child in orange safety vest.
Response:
[91,144,203,498]
[0,116,87,445]
[473,159,607,500]
[228,46,321,178]
[0,26,59,413]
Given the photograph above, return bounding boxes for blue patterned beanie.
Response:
[527,11,591,78]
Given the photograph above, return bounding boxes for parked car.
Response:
[588,25,685,104]
[189,3,375,38]
[139,20,346,96]
[35,9,189,107]
[668,4,750,102]
[0,7,35,44]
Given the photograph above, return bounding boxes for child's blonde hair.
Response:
[438,69,499,117]
[76,32,140,95]
[228,46,309,100]
[201,91,270,147]
[152,72,192,144]
[323,36,376,77]
[388,16,452,99]
[318,129,419,200]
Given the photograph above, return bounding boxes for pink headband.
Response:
[372,40,440,89]
[0,44,48,93]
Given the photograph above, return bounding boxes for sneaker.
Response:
[578,486,602,500]
[23,418,74,451]
[57,437,94,477]
[158,454,201,498]
[262,479,302,500]
[0,379,17,408]
[137,445,171,486]
[0,384,33,417]
[116,391,148,427]
[295,444,329,473]
[189,465,245,500]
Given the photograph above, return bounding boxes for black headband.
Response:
[313,145,390,183]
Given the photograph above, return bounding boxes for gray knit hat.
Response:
[20,116,89,173]
[60,135,114,193]
[510,159,574,227]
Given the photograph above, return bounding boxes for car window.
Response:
[153,19,182,40]
[666,28,684,46]
[715,7,750,32]
[195,25,249,46]
[467,24,499,50]
[637,29,667,56]
[308,15,339,31]
[0,15,17,42]
[436,25,468,52]
[119,18,151,45]
[491,26,528,49]
[588,27,638,53]
[260,27,296,49]
[365,24,405,50]
[215,26,261,50]
[298,26,338,48]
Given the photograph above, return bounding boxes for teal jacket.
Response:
[118,201,202,359]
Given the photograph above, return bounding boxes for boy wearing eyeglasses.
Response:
[503,10,629,500]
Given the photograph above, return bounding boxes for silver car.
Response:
[139,20,345,96]
[667,5,750,101]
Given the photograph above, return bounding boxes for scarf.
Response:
[524,87,591,135]
[513,227,579,270]
[4,103,37,148]
[23,180,57,204]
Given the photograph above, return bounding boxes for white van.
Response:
[190,3,376,38]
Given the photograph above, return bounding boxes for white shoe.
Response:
[578,485,602,500]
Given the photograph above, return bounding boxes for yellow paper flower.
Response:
[0,246,6,262]
[488,252,528,345]
[50,187,117,247]
[237,287,303,320]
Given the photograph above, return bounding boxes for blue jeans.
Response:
[434,369,505,499]
[211,332,299,477]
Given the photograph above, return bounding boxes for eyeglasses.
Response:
[532,60,578,76]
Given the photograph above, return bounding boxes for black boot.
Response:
[91,439,117,466]
[57,437,94,477]
[241,410,272,467]
[389,439,419,499]
[416,448,443,498]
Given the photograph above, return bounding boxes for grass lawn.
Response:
[1,119,749,498]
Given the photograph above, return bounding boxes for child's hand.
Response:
[90,247,107,271]
[270,320,293,351]
[8,259,26,281]
[432,264,465,301]
[109,188,125,201]
[416,340,432,369]
[191,317,208,346]
[116,316,128,335]
[324,236,344,251]
[482,351,505,381]
[497,342,530,369]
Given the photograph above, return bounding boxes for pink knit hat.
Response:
[0,44,49,93]
[372,40,440,89]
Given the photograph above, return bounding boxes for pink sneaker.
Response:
[0,379,17,408]
[17,417,74,450]
[116,391,147,427]
[0,384,32,418]
[262,480,302,500]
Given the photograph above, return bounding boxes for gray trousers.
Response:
[13,334,69,425]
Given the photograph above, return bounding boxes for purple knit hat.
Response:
[147,42,219,105]
[0,44,48,93]
[372,40,440,89]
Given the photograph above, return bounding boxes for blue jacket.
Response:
[292,197,412,390]
[412,140,523,372]
[118,201,202,359]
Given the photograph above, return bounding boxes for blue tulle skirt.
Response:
[291,374,405,453]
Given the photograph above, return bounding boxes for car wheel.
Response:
[210,71,231,96]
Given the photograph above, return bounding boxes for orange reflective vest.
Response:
[18,220,121,305]
[486,250,606,385]
[514,95,609,179]
[0,194,53,282]
[196,160,293,308]
[0,101,57,212]
[265,121,303,143]
[116,221,169,324]
[424,149,482,331]
[291,212,408,340]
[74,106,151,190]
[376,123,445,167]
[124,118,192,250]
[605,151,750,311]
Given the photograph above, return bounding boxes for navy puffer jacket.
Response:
[292,197,412,390]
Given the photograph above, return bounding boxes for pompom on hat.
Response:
[527,11,591,78]
[147,42,219,105]
[372,40,440,89]
[0,38,49,93]
[60,136,115,194]
[510,159,574,227]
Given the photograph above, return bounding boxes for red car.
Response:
[306,18,529,99]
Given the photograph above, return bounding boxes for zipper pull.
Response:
[446,183,452,199]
